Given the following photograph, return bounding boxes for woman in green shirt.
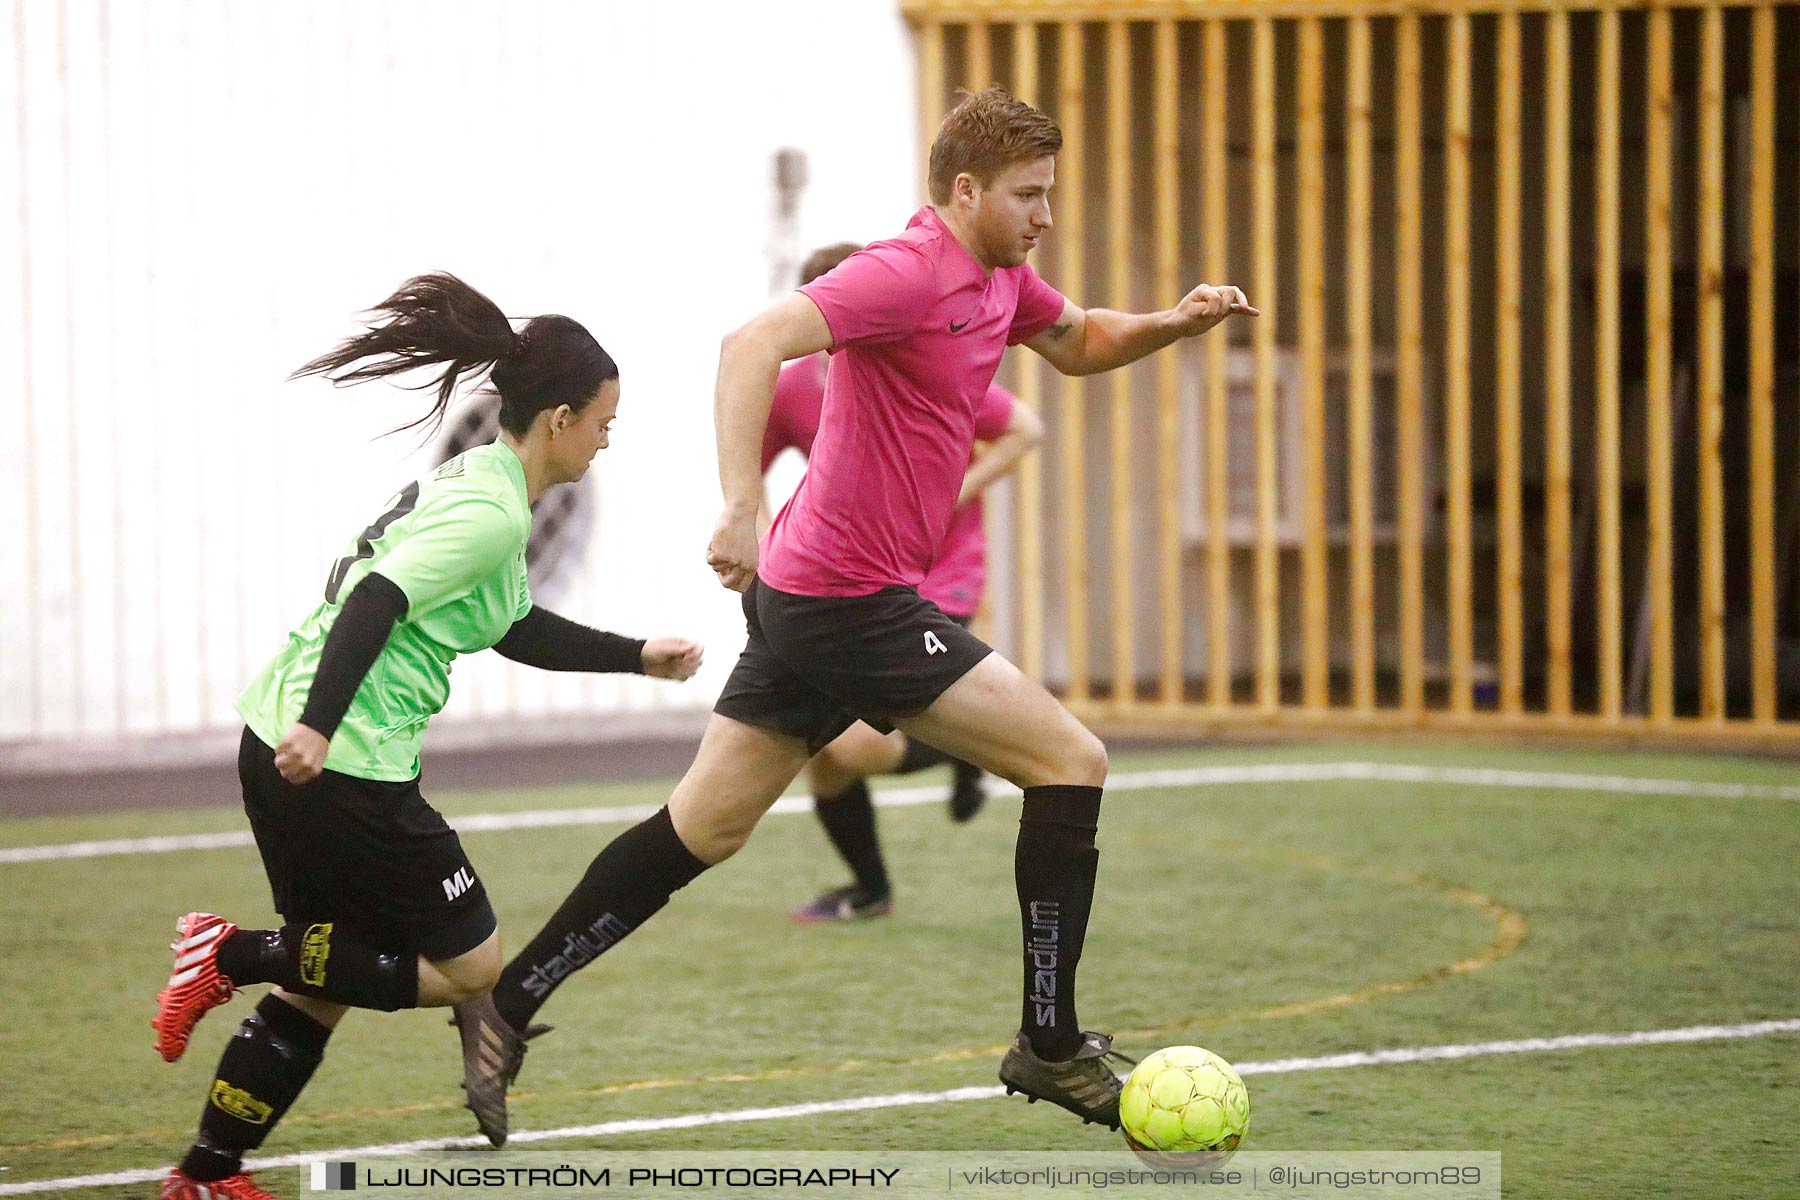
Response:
[152,274,702,1200]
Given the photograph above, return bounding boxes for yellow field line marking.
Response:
[1123,843,1528,1032]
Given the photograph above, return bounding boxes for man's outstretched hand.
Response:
[1171,284,1258,338]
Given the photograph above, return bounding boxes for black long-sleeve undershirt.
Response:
[295,577,647,742]
[298,572,409,739]
[492,606,646,674]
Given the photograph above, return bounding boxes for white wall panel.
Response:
[1,0,35,739]
[3,0,917,752]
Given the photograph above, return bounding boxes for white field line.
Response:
[3,762,1798,865]
[4,1018,1795,1195]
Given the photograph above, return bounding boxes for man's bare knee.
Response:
[668,771,768,864]
[670,805,759,866]
[1025,728,1108,789]
[666,715,809,867]
[1076,733,1109,786]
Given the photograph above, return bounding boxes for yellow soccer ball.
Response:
[1118,1045,1250,1166]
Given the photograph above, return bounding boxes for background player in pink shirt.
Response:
[766,242,1045,922]
[467,88,1256,1140]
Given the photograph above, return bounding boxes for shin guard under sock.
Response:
[216,923,418,1012]
[491,806,707,1032]
[180,993,332,1181]
[1015,784,1103,1061]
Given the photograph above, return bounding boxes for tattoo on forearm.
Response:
[1045,322,1072,341]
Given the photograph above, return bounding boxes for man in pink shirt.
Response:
[767,242,1045,923]
[468,88,1256,1139]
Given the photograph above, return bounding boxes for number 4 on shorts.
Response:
[924,631,947,655]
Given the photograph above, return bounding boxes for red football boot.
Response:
[159,1167,280,1200]
[152,912,239,1063]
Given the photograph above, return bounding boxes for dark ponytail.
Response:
[294,273,618,438]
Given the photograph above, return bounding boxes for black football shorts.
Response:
[237,727,496,961]
[714,578,992,753]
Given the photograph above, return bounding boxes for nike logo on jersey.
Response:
[948,320,971,333]
[925,631,948,655]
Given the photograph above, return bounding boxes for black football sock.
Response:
[894,737,950,775]
[1015,784,1103,1061]
[492,806,708,1032]
[813,779,890,899]
[216,923,419,1012]
[179,993,332,1181]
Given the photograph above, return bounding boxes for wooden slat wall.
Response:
[968,19,991,86]
[1347,16,1376,713]
[911,1,1795,745]
[908,0,1771,15]
[1595,6,1623,721]
[1396,13,1427,713]
[1696,5,1727,722]
[1445,12,1474,716]
[1204,19,1233,709]
[1645,7,1675,723]
[1495,11,1524,715]
[1254,16,1281,712]
[1012,21,1047,682]
[1748,4,1778,725]
[1298,18,1330,710]
[1057,20,1089,703]
[920,22,944,183]
[1543,10,1574,716]
[1107,21,1136,708]
[1154,19,1183,707]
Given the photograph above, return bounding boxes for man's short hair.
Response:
[927,87,1062,206]
[799,242,863,286]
